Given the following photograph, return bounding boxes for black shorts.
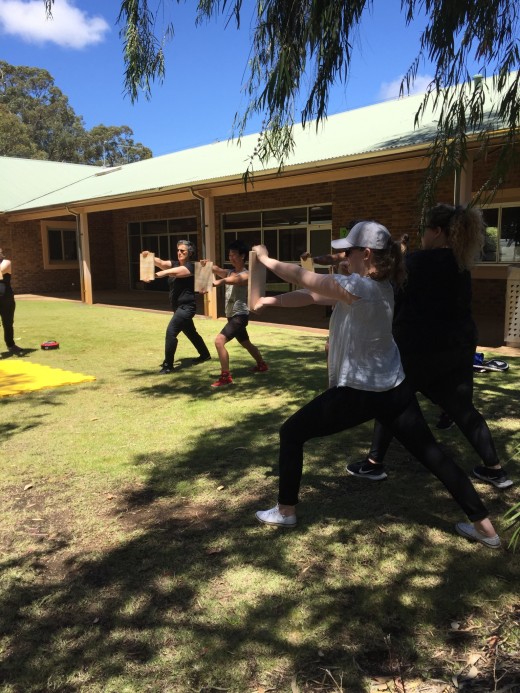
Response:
[220,314,249,344]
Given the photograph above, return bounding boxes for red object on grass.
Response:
[41,340,60,350]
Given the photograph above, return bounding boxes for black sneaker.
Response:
[472,466,513,489]
[346,458,388,481]
[8,345,25,356]
[158,365,174,374]
[436,412,454,430]
[192,355,211,364]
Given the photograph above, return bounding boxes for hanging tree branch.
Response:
[46,0,520,208]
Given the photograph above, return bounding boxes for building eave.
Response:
[5,144,433,222]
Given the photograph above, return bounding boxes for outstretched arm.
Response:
[252,245,355,304]
[301,251,345,265]
[213,271,248,287]
[142,250,172,270]
[255,289,335,312]
[156,265,191,279]
[211,265,229,279]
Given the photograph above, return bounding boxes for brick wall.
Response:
[1,213,120,294]
[472,279,508,344]
[472,279,506,316]
[0,217,80,294]
[472,149,520,192]
[88,211,117,290]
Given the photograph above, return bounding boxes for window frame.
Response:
[221,204,332,287]
[480,202,520,264]
[40,221,78,270]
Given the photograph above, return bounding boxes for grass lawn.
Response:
[0,300,519,693]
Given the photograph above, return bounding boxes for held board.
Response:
[194,261,214,293]
[139,252,155,281]
[247,251,266,311]
[300,257,315,272]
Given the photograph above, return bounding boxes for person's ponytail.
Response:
[369,240,407,287]
[425,204,484,270]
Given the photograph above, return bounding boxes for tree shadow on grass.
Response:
[1,402,519,692]
[0,489,517,691]
[123,341,329,405]
[0,389,81,443]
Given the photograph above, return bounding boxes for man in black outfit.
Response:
[142,240,211,374]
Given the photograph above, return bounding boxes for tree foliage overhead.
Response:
[0,60,152,165]
[110,0,519,206]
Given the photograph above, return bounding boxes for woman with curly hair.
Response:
[348,206,512,519]
[252,221,500,548]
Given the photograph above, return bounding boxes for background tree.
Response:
[0,62,87,162]
[0,60,152,165]
[54,0,517,210]
[0,104,46,159]
[83,125,152,167]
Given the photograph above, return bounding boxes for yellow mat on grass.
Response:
[0,360,96,397]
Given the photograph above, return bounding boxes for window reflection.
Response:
[481,209,498,262]
[500,207,520,262]
[480,205,520,263]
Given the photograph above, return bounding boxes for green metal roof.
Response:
[0,72,510,214]
[0,158,101,212]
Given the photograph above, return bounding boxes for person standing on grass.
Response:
[251,221,501,549]
[347,204,512,491]
[0,248,25,356]
[209,240,268,388]
[142,241,211,374]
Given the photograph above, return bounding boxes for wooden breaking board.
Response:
[194,261,214,292]
[139,252,155,281]
[300,257,315,272]
[248,251,266,310]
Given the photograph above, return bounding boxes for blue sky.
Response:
[0,0,441,158]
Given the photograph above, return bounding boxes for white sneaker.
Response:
[256,505,297,527]
[455,522,501,549]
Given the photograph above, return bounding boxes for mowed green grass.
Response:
[0,300,519,693]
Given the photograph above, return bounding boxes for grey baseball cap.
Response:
[331,221,391,250]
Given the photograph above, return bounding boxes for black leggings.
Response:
[278,379,488,522]
[368,347,499,468]
[0,295,15,348]
[164,304,211,367]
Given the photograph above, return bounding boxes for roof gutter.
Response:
[189,187,207,258]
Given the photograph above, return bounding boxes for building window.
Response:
[481,205,520,263]
[128,216,198,290]
[40,221,78,269]
[221,204,332,291]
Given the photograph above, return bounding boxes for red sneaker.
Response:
[211,372,234,388]
[251,361,269,373]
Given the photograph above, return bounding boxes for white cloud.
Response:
[379,74,434,100]
[0,0,110,48]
